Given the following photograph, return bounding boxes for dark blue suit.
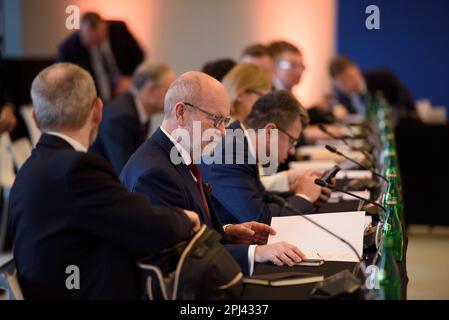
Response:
[58,21,144,99]
[120,128,250,275]
[200,121,316,225]
[90,92,145,174]
[8,134,193,299]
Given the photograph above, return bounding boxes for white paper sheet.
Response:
[268,211,366,262]
[330,190,371,201]
[289,160,336,172]
[336,170,373,180]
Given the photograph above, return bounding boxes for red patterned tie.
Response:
[188,164,210,219]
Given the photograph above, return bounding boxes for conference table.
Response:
[241,185,409,300]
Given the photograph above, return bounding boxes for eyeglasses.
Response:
[277,126,299,148]
[277,60,305,72]
[183,102,231,128]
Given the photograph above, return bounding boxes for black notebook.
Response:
[243,272,324,287]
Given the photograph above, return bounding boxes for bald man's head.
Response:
[163,71,230,120]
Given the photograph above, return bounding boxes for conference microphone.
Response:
[314,179,386,213]
[325,145,387,183]
[265,194,366,272]
[318,124,375,162]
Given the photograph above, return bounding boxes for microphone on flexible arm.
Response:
[314,178,386,217]
[265,193,366,274]
[325,145,387,183]
[318,124,375,162]
[265,193,369,299]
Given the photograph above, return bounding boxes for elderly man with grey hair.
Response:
[8,62,199,299]
[90,62,176,173]
[121,71,307,276]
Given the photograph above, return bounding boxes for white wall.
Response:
[3,0,336,105]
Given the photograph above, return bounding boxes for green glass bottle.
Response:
[376,236,402,300]
[383,171,404,222]
[382,199,404,262]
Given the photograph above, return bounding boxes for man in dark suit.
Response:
[90,63,175,174]
[121,72,308,275]
[329,56,415,116]
[57,12,144,100]
[200,91,331,225]
[8,63,200,300]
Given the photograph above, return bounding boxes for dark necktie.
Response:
[188,164,210,219]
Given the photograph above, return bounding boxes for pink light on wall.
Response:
[253,0,336,106]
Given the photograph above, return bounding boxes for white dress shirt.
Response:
[46,132,87,152]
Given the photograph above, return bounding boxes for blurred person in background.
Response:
[58,12,144,101]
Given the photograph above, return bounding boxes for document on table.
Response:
[330,190,371,201]
[268,211,366,262]
[336,170,373,180]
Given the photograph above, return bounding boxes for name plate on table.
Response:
[268,211,366,262]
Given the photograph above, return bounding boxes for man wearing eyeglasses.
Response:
[120,72,309,275]
[267,40,306,92]
[200,90,331,226]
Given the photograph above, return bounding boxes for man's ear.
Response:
[31,110,41,130]
[263,122,277,144]
[92,97,103,125]
[264,122,277,132]
[174,102,186,126]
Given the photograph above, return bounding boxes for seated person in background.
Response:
[201,58,236,82]
[121,71,307,274]
[222,63,271,124]
[58,12,144,101]
[90,62,175,174]
[266,40,346,145]
[329,56,415,119]
[267,40,305,93]
[240,44,274,78]
[222,63,303,192]
[200,90,331,225]
[8,63,199,299]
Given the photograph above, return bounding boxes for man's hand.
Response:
[0,105,17,133]
[254,242,306,266]
[225,222,276,245]
[182,210,201,232]
[286,168,303,191]
[293,169,322,203]
[315,177,335,207]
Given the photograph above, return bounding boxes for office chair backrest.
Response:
[20,105,41,147]
[0,258,24,300]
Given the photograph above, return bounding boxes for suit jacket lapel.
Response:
[152,128,215,227]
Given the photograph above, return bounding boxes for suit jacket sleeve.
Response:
[68,155,193,255]
[130,166,252,275]
[207,163,315,224]
[223,244,250,276]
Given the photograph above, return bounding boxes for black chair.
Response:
[0,257,24,300]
